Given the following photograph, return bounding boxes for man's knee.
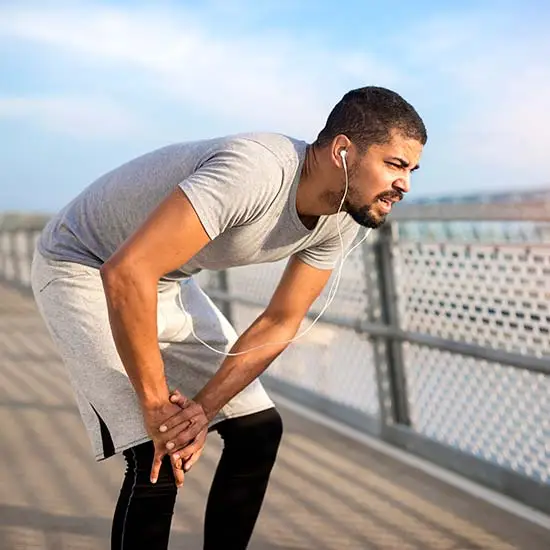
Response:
[256,407,283,452]
[216,408,283,465]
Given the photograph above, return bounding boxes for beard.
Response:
[339,161,403,229]
[347,202,387,228]
[346,189,404,229]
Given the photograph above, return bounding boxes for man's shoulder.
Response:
[155,132,307,172]
[221,132,308,168]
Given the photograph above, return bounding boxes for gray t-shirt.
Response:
[38,133,359,279]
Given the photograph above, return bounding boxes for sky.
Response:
[1,0,549,212]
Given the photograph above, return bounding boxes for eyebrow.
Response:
[390,157,420,171]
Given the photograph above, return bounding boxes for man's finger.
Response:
[150,450,164,484]
[177,437,202,462]
[171,454,185,488]
[160,404,202,435]
[159,415,192,437]
[157,405,193,437]
[169,390,188,406]
[167,421,206,454]
[184,447,204,472]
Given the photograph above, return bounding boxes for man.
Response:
[31,86,426,549]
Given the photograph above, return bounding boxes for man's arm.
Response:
[101,140,283,409]
[100,188,211,409]
[194,255,333,418]
[101,143,284,481]
[100,187,214,484]
[159,255,333,456]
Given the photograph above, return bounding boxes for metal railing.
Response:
[0,213,50,291]
[203,202,550,515]
[1,204,549,515]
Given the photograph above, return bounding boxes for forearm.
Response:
[100,266,169,409]
[194,313,300,420]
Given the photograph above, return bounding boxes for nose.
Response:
[393,174,410,195]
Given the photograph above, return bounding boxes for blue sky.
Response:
[1,0,549,212]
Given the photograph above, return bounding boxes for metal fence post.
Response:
[27,229,36,270]
[6,231,14,283]
[364,222,411,428]
[376,222,410,426]
[362,234,393,432]
[0,232,6,280]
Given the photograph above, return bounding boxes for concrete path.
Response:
[1,281,549,549]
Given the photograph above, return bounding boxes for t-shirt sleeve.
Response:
[296,217,360,270]
[178,141,283,240]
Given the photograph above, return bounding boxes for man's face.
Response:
[345,131,423,228]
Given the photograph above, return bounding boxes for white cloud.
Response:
[0,96,139,139]
[1,2,548,194]
[0,3,400,138]
[454,70,550,173]
[401,9,550,190]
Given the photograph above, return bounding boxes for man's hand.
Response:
[159,390,209,470]
[142,397,194,488]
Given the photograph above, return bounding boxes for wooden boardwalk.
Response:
[1,281,549,550]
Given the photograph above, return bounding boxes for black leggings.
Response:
[111,407,283,550]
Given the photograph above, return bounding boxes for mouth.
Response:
[377,197,394,214]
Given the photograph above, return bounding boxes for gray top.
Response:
[38,133,359,279]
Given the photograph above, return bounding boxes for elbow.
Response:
[99,260,112,280]
[99,262,121,300]
[100,258,157,298]
[99,259,135,296]
[99,260,119,289]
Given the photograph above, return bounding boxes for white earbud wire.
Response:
[182,153,372,356]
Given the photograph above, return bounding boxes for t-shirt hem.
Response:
[177,185,218,240]
[296,255,338,271]
[35,242,103,270]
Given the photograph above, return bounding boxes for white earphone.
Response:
[184,147,372,356]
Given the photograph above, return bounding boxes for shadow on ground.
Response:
[1,282,549,550]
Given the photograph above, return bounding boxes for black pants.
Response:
[111,407,283,550]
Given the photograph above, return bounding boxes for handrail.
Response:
[391,201,550,222]
[206,289,550,376]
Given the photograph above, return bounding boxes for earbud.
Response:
[340,149,348,173]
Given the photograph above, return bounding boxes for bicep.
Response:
[103,187,211,281]
[264,255,333,323]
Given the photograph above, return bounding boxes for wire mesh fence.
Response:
[199,217,550,513]
[2,209,549,513]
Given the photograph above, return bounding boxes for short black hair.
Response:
[314,86,427,152]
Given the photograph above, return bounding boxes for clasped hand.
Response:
[143,390,209,488]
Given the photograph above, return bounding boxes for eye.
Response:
[385,161,402,169]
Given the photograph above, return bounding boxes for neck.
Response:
[296,144,340,220]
